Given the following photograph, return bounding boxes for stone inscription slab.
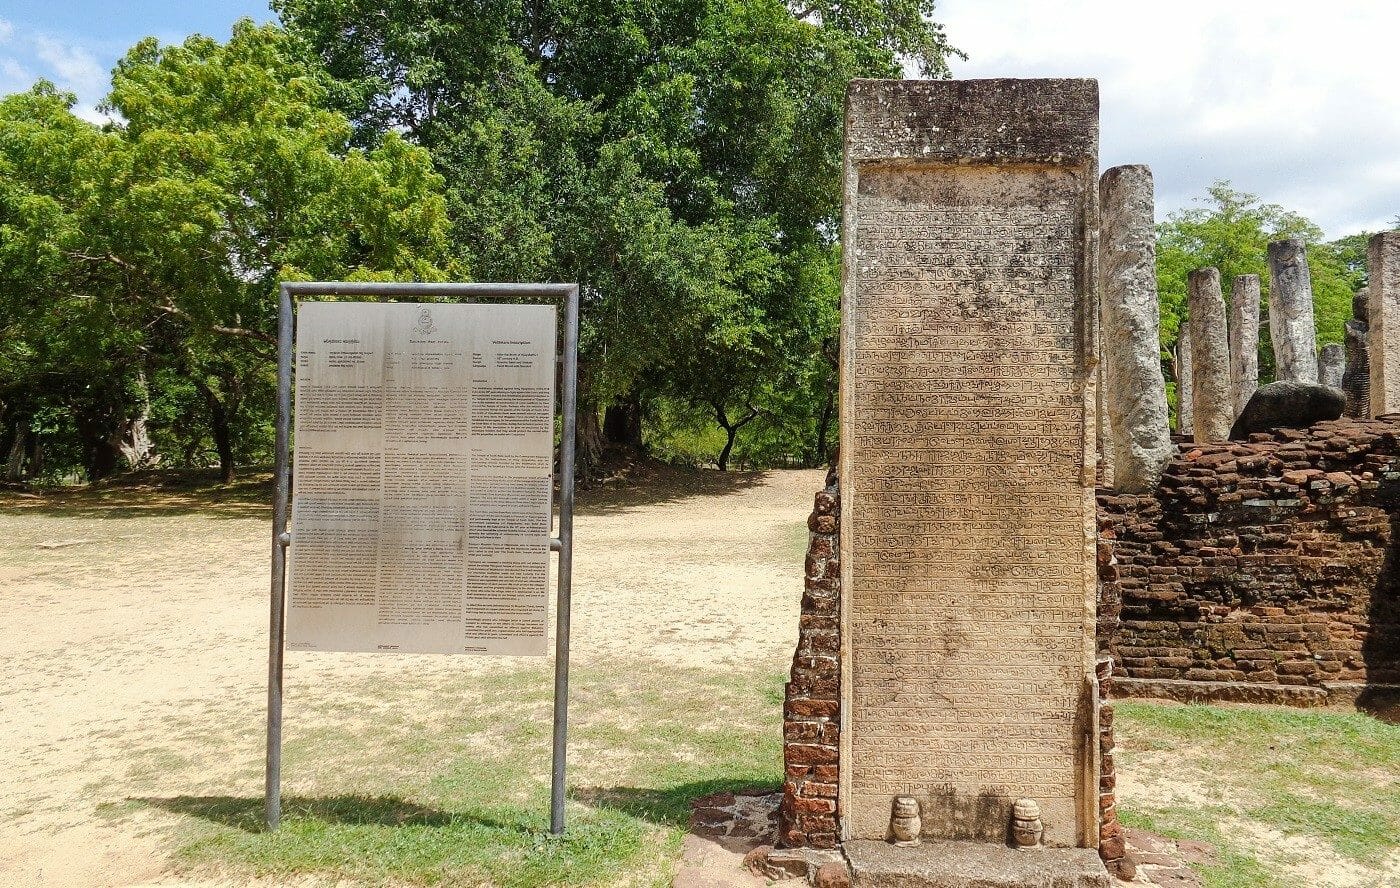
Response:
[839,79,1099,847]
[286,302,556,656]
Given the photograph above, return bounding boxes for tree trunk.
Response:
[4,426,25,482]
[209,401,235,483]
[76,410,121,482]
[717,425,738,472]
[711,400,759,472]
[576,406,606,478]
[112,371,156,470]
[85,436,121,481]
[196,378,237,483]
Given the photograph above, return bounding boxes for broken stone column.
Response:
[1098,164,1171,492]
[1229,275,1261,416]
[1318,343,1345,389]
[1188,268,1233,442]
[1176,322,1193,435]
[1368,232,1400,415]
[1268,238,1319,383]
[1343,292,1370,418]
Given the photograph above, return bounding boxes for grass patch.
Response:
[1246,796,1395,865]
[1118,807,1283,888]
[140,662,785,887]
[163,795,653,888]
[1116,701,1400,884]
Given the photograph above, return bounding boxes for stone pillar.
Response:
[1368,232,1400,415]
[1098,164,1171,493]
[840,79,1101,853]
[1318,343,1345,389]
[1188,268,1233,442]
[1176,322,1193,435]
[1268,238,1319,383]
[1229,275,1261,415]
[1343,292,1370,418]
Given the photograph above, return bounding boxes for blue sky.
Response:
[2,0,1397,237]
[0,0,274,118]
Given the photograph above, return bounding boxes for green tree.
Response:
[276,0,958,469]
[0,22,454,481]
[0,84,151,480]
[1156,182,1357,391]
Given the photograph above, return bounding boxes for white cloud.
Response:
[0,25,114,123]
[31,34,107,97]
[0,57,31,92]
[935,0,1400,237]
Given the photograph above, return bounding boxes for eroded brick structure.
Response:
[779,468,841,849]
[780,470,1126,875]
[1101,416,1400,705]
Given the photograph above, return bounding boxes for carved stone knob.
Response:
[890,796,922,846]
[1011,798,1043,848]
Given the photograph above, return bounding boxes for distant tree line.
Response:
[0,2,959,483]
[5,5,1389,485]
[1154,181,1398,418]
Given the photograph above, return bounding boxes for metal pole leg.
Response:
[265,284,294,831]
[549,285,579,836]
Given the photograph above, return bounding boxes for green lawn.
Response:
[128,663,786,887]
[1114,701,1400,888]
[125,679,1400,887]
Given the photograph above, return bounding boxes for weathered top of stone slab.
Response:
[845,79,1099,165]
[845,838,1110,888]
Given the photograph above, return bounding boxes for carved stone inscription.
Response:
[287,302,556,656]
[840,83,1097,851]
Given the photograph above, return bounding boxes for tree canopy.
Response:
[0,21,452,481]
[274,0,959,469]
[1155,182,1366,392]
[2,6,963,480]
[9,7,1394,484]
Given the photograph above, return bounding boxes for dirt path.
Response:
[0,469,821,888]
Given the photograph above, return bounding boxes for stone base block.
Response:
[844,839,1110,888]
[1114,676,1328,706]
[762,846,846,881]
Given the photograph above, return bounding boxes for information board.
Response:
[286,301,556,655]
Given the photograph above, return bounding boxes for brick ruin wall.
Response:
[779,417,1400,869]
[1101,416,1400,706]
[779,467,841,850]
[778,467,1125,870]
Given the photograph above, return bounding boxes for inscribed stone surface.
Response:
[286,302,556,656]
[840,79,1099,848]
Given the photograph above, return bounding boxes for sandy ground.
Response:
[0,468,819,888]
[6,468,1394,888]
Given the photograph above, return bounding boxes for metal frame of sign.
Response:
[265,281,581,836]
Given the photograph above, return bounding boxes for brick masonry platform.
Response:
[1101,416,1400,706]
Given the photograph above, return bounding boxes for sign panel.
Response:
[286,302,556,655]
